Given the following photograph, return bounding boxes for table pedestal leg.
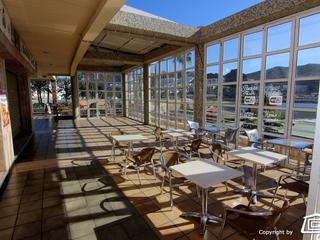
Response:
[180,188,222,235]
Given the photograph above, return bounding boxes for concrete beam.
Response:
[195,0,320,43]
[143,44,187,63]
[77,64,122,72]
[70,0,125,75]
[83,50,144,65]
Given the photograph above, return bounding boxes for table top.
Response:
[266,138,313,149]
[112,134,148,142]
[201,126,228,133]
[170,159,243,189]
[162,129,193,137]
[227,147,287,166]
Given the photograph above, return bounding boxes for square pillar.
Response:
[18,72,33,133]
[143,63,149,125]
[71,75,80,119]
[121,72,126,117]
[194,44,205,126]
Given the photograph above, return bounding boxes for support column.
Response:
[18,72,33,133]
[51,79,58,116]
[122,72,126,117]
[71,75,80,119]
[194,44,205,126]
[143,63,149,125]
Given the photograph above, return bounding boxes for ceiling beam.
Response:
[143,44,186,63]
[70,0,125,75]
[101,28,195,47]
[77,64,122,72]
[83,50,144,65]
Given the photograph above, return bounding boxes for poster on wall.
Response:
[0,91,9,127]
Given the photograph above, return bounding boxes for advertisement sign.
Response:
[0,91,9,127]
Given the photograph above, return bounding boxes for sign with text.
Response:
[0,91,9,127]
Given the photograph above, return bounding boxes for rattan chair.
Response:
[272,174,309,207]
[124,147,156,185]
[177,138,202,160]
[154,127,173,152]
[220,195,290,240]
[159,151,191,207]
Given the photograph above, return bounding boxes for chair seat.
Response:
[115,142,129,149]
[279,180,309,195]
[226,205,268,238]
[302,148,312,155]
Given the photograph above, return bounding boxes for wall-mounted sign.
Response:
[269,96,283,106]
[0,91,9,127]
[244,96,256,105]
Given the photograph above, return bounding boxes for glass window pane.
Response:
[176,55,184,71]
[242,58,261,81]
[186,69,194,100]
[207,65,219,84]
[294,80,319,109]
[241,83,259,105]
[266,53,290,80]
[243,31,263,57]
[207,86,218,104]
[296,47,320,78]
[240,108,259,130]
[267,22,292,52]
[207,43,220,64]
[264,82,288,107]
[223,38,239,61]
[168,58,175,72]
[292,111,316,138]
[221,106,236,128]
[299,13,320,46]
[176,87,184,101]
[160,60,167,73]
[223,62,238,83]
[186,51,195,68]
[263,109,286,134]
[222,85,237,104]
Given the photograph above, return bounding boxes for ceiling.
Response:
[3,0,124,77]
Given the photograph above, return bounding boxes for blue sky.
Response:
[127,0,263,27]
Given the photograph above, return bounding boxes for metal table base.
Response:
[180,188,222,234]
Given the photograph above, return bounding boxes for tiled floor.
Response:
[0,116,306,240]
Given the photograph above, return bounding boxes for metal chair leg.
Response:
[169,172,173,208]
[152,159,156,180]
[137,167,141,185]
[160,176,165,194]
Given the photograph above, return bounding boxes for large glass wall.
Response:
[126,68,144,122]
[78,71,122,118]
[205,10,320,140]
[149,50,195,129]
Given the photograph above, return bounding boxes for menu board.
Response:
[0,91,9,127]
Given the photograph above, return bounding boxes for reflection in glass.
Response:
[206,105,218,124]
[266,53,290,80]
[299,13,320,46]
[223,38,239,61]
[223,62,238,82]
[186,51,195,68]
[264,82,288,107]
[176,55,184,71]
[292,111,316,138]
[222,85,237,104]
[207,65,219,84]
[207,86,218,104]
[263,109,285,134]
[241,84,259,105]
[267,22,292,52]
[207,43,220,64]
[222,107,236,128]
[242,58,261,81]
[294,80,319,109]
[296,47,320,78]
[240,108,258,130]
[243,31,263,57]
